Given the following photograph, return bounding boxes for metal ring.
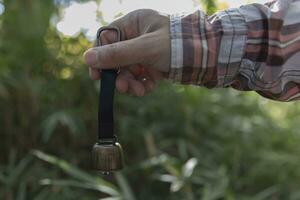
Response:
[96,26,122,46]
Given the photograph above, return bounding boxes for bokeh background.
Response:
[2,0,300,199]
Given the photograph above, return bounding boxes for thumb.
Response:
[84,34,155,69]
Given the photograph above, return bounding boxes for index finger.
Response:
[84,33,155,69]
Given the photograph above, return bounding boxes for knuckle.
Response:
[134,9,168,32]
[135,9,157,17]
[107,43,119,59]
[126,9,158,24]
[100,43,119,66]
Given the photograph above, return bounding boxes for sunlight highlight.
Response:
[0,3,4,15]
[56,0,269,38]
[56,2,100,38]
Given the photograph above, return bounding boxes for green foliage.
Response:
[200,0,217,15]
[0,151,33,200]
[1,0,300,200]
[32,150,121,197]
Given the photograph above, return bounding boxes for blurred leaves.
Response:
[41,110,85,142]
[115,172,136,200]
[32,150,120,197]
[0,151,33,200]
[158,157,198,193]
[0,151,33,189]
[200,0,217,15]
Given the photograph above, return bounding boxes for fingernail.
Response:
[84,49,97,66]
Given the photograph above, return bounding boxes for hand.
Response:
[84,9,170,96]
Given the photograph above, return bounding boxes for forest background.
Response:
[1,0,300,199]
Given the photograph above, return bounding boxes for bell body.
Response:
[92,141,124,172]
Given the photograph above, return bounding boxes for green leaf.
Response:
[41,111,83,142]
[16,182,27,200]
[170,180,184,192]
[200,0,217,15]
[182,158,198,178]
[0,173,6,184]
[32,150,120,196]
[115,172,136,200]
[40,178,120,195]
[7,154,33,187]
[100,197,122,200]
[163,163,181,178]
[139,154,169,168]
[251,186,278,200]
[33,189,50,200]
[157,174,177,183]
[7,150,17,172]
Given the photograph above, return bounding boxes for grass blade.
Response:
[32,150,120,196]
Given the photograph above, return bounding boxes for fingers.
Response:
[116,70,146,96]
[89,68,101,80]
[84,33,155,69]
[85,26,159,96]
[128,78,146,96]
[147,67,165,81]
[133,65,156,92]
[139,76,155,93]
[115,72,128,93]
[87,29,118,80]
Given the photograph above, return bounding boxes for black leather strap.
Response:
[98,69,117,139]
[96,27,121,141]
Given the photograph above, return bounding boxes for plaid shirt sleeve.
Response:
[168,0,300,101]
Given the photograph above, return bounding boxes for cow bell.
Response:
[92,138,124,173]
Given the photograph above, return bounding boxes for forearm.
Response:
[169,0,300,101]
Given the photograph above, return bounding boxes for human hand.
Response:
[84,9,170,96]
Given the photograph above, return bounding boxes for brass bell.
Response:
[92,138,124,173]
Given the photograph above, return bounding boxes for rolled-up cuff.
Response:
[214,8,247,87]
[168,9,248,88]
